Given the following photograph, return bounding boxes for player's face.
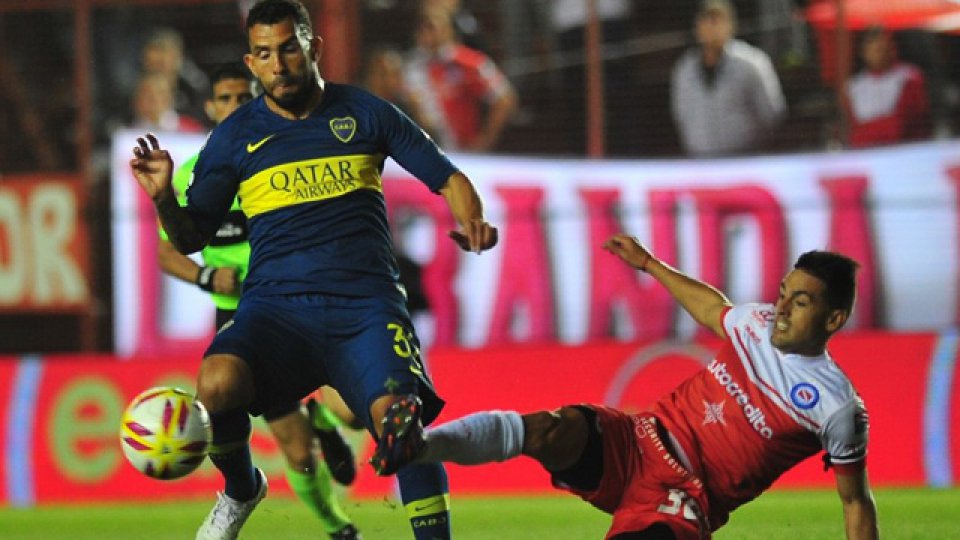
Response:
[205,78,253,124]
[771,269,838,356]
[245,18,316,110]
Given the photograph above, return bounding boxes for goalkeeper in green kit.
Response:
[157,62,362,540]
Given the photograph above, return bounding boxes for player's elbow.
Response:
[695,301,732,338]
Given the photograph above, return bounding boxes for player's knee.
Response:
[280,441,315,471]
[196,355,254,412]
[522,407,587,470]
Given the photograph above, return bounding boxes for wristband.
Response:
[636,252,651,273]
[196,266,217,292]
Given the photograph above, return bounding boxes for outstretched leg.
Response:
[369,393,452,540]
[416,406,591,473]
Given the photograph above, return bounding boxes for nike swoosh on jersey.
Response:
[246,134,276,153]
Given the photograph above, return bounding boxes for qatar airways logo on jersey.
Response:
[268,161,359,200]
[707,359,774,439]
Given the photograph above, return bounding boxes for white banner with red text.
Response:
[111,131,960,355]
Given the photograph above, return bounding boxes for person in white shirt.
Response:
[671,0,786,157]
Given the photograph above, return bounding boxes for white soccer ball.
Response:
[119,386,212,480]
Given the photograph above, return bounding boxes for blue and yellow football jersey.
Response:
[187,83,457,298]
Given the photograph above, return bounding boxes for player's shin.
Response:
[419,410,524,465]
[398,462,451,540]
[285,461,353,534]
[207,408,259,501]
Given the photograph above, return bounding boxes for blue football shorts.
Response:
[205,291,444,431]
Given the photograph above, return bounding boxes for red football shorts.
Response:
[556,406,711,540]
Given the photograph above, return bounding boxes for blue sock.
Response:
[398,462,451,540]
[207,407,257,501]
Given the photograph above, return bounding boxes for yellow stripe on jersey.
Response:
[239,153,384,217]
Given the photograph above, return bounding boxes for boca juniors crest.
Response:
[330,117,357,143]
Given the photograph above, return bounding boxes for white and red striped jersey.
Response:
[404,43,512,151]
[652,303,868,528]
[847,62,930,147]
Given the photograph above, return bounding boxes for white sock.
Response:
[418,410,524,465]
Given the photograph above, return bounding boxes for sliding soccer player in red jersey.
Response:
[395,234,879,540]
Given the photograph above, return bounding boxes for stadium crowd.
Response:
[2,0,957,177]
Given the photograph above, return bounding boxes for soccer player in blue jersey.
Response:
[157,62,361,540]
[129,1,498,539]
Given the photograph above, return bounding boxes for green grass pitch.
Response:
[1,488,957,539]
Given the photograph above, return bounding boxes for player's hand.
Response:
[129,133,174,202]
[449,219,498,254]
[212,267,239,295]
[603,233,653,271]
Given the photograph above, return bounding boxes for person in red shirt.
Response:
[844,26,931,148]
[403,6,518,152]
[378,234,880,540]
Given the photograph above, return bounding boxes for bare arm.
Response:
[603,233,731,338]
[157,239,239,295]
[158,238,202,283]
[130,134,208,254]
[439,171,498,253]
[836,467,880,540]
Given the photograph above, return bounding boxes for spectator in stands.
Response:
[844,26,931,148]
[404,5,518,152]
[129,72,204,133]
[421,0,487,53]
[361,46,436,137]
[671,0,786,157]
[141,28,210,123]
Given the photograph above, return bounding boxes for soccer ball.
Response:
[119,386,212,480]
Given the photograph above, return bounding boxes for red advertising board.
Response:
[0,175,90,312]
[1,331,957,506]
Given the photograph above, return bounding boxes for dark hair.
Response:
[246,0,313,36]
[794,250,859,313]
[209,62,251,87]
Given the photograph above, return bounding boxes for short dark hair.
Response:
[794,250,859,313]
[209,62,251,87]
[246,0,313,37]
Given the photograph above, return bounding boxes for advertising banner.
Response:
[0,175,89,312]
[111,133,960,354]
[1,331,957,505]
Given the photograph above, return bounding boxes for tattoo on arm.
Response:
[155,197,206,254]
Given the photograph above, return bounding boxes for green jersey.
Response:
[159,153,250,310]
